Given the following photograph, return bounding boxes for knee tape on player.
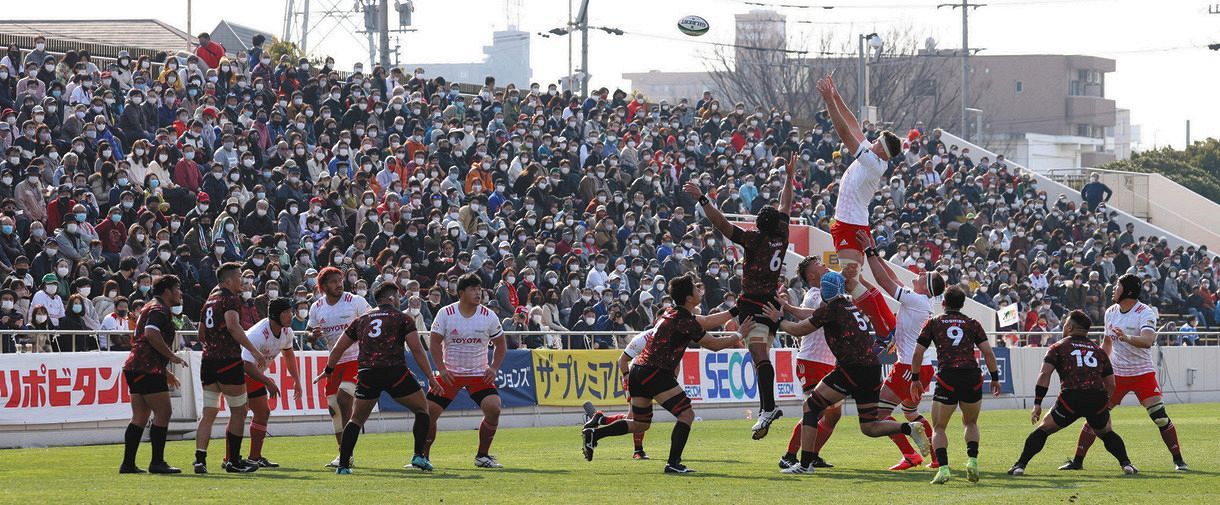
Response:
[224,392,249,408]
[338,381,357,396]
[849,281,868,298]
[877,399,899,412]
[661,395,692,417]
[838,257,859,268]
[202,389,222,409]
[746,323,771,344]
[631,404,654,424]
[328,394,343,433]
[251,421,268,432]
[802,409,820,427]
[902,403,920,415]
[806,391,830,412]
[1146,402,1171,428]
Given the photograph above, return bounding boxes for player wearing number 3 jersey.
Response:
[1009,310,1137,477]
[684,151,795,440]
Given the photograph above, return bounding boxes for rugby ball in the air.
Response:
[678,15,710,37]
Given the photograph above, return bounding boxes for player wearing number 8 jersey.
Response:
[426,273,508,469]
[194,263,266,474]
[910,286,1001,484]
[1010,310,1137,476]
[1063,274,1187,472]
[684,152,794,440]
[777,267,929,475]
[308,267,372,468]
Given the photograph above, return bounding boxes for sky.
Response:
[7,0,1220,149]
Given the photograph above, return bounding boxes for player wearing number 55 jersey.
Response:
[1010,311,1137,476]
[194,263,266,475]
[1064,274,1187,472]
[426,273,508,469]
[318,283,439,475]
[777,267,929,475]
[684,156,794,440]
[909,286,1001,484]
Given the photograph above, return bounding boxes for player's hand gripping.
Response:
[909,381,923,403]
[1030,405,1042,425]
[436,367,455,387]
[265,379,281,399]
[483,366,497,385]
[683,182,704,201]
[166,371,181,389]
[760,302,783,323]
[855,229,876,250]
[736,317,757,348]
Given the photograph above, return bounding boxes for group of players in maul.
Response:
[114,76,1188,482]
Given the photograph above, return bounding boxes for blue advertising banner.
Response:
[378,349,537,412]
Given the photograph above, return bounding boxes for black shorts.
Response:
[738,294,781,333]
[1051,390,1111,430]
[123,370,169,395]
[200,357,245,386]
[627,364,680,399]
[933,368,984,405]
[355,366,422,401]
[822,365,883,406]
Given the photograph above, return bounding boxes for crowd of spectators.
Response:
[0,32,1211,353]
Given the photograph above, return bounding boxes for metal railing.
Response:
[3,328,1218,354]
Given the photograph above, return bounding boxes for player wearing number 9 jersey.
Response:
[910,286,1000,484]
[1010,310,1136,476]
[685,156,794,440]
[1064,273,1187,472]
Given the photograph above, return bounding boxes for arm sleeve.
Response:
[688,318,707,343]
[342,319,360,342]
[429,309,445,336]
[1098,350,1114,377]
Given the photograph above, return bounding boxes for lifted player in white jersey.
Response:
[817,75,903,355]
[858,230,943,470]
[778,256,841,470]
[583,328,655,460]
[239,298,302,468]
[1062,274,1188,472]
[426,273,508,469]
[308,267,371,467]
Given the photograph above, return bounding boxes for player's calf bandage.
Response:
[660,395,692,417]
[631,404,654,424]
[803,408,821,427]
[1146,402,1171,429]
[251,421,268,432]
[202,389,222,409]
[877,399,898,413]
[327,394,343,433]
[224,392,248,408]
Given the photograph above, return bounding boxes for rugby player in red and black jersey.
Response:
[683,157,794,440]
[581,273,770,474]
[909,286,1001,484]
[1008,310,1137,476]
[120,275,188,475]
[775,266,930,474]
[316,282,439,475]
[193,262,267,474]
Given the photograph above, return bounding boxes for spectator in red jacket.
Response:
[45,185,76,234]
[194,32,225,69]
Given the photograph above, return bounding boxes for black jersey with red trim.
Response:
[917,311,987,371]
[344,304,415,368]
[635,307,705,372]
[123,302,177,375]
[1044,336,1113,392]
[729,221,789,298]
[805,297,878,366]
[198,288,244,360]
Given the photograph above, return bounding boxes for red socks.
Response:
[856,288,896,339]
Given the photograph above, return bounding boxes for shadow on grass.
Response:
[492,467,572,475]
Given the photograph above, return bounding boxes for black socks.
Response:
[594,419,630,442]
[966,441,979,458]
[149,425,168,464]
[122,423,144,467]
[1017,429,1050,466]
[412,412,431,456]
[756,360,775,411]
[339,422,362,468]
[1099,431,1131,466]
[668,422,691,467]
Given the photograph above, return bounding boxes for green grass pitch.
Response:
[2,403,1218,504]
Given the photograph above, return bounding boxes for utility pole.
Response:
[939,1,986,141]
[1186,119,1191,147]
[378,0,391,67]
[186,0,193,44]
[301,0,311,54]
[577,0,590,97]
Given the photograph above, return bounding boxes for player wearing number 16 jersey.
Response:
[426,273,508,469]
[1063,274,1187,471]
[1010,311,1136,476]
[909,286,1001,484]
[684,156,794,440]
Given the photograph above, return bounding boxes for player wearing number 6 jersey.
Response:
[308,267,372,468]
[426,273,508,469]
[684,155,794,440]
[909,286,1001,484]
[1009,311,1137,476]
[194,263,266,474]
[777,266,929,475]
[1062,274,1188,472]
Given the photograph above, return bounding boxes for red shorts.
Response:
[324,360,359,396]
[830,220,871,252]
[427,375,497,404]
[884,363,936,404]
[1111,372,1162,404]
[796,359,836,394]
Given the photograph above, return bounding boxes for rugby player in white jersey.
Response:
[308,267,371,467]
[239,298,302,468]
[426,273,508,469]
[777,255,841,470]
[583,328,655,460]
[816,75,902,355]
[858,230,943,470]
[1061,274,1188,472]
